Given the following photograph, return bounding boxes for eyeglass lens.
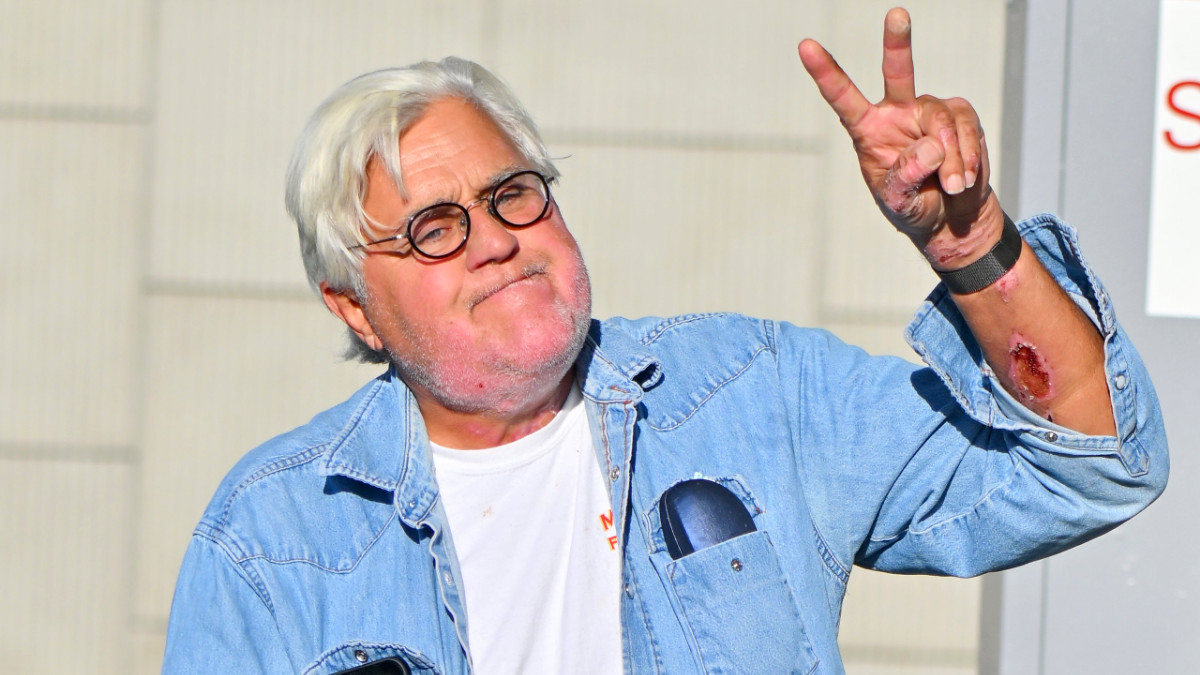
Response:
[408,171,550,259]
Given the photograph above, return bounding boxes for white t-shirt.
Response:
[431,384,622,674]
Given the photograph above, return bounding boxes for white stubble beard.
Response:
[384,250,593,416]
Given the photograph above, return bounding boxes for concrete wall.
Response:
[0,1,1005,672]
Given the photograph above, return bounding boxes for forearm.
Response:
[925,203,1115,435]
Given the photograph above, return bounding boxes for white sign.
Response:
[1147,0,1200,318]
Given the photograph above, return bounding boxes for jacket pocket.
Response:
[303,642,437,675]
[667,531,818,674]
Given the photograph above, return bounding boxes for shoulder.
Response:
[191,372,397,567]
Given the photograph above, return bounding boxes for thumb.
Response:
[878,136,943,215]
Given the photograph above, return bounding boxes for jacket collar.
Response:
[318,367,439,527]
[576,319,663,402]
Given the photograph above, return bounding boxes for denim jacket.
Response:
[164,215,1167,674]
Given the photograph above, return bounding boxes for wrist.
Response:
[923,202,1007,271]
[932,213,1022,294]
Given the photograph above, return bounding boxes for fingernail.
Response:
[945,174,965,195]
[917,143,941,169]
[964,170,977,189]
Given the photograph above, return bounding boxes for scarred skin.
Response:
[799,8,1116,436]
[1011,343,1053,399]
[994,268,1018,303]
[1008,331,1055,419]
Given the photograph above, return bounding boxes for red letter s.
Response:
[1165,80,1200,151]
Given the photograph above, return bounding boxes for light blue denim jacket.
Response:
[164,215,1167,674]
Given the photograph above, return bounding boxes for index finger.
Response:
[798,38,872,128]
[882,7,916,103]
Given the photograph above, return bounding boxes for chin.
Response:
[395,307,591,416]
[394,258,592,414]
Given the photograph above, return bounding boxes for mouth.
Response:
[468,262,548,309]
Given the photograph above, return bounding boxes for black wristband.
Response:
[935,214,1023,294]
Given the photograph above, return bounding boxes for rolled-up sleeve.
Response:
[868,213,1169,574]
[787,214,1167,578]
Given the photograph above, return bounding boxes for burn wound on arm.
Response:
[1008,333,1054,412]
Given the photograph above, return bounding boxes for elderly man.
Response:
[164,8,1166,674]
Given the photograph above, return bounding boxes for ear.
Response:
[321,282,384,352]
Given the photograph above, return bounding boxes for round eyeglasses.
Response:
[352,170,554,260]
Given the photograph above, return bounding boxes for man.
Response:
[164,8,1167,674]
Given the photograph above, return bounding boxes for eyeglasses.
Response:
[352,170,554,260]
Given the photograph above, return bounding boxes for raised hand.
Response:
[798,7,1005,268]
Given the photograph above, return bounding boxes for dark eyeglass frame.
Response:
[350,170,554,260]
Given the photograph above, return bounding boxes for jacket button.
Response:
[1044,431,1059,443]
[1113,373,1128,390]
[609,466,620,481]
[354,650,368,663]
[730,558,743,572]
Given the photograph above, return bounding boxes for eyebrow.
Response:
[402,164,528,219]
[474,164,527,199]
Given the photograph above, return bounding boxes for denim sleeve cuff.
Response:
[903,213,1138,451]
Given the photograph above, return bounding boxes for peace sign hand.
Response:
[799,7,1005,268]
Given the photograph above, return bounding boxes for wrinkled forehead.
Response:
[360,98,530,224]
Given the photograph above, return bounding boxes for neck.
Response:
[413,369,575,449]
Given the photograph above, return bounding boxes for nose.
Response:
[462,200,519,269]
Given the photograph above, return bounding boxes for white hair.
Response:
[284,58,560,362]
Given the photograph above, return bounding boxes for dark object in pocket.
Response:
[659,479,757,560]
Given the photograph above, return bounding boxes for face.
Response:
[328,98,591,416]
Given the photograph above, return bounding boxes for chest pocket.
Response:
[667,532,818,674]
[648,477,819,674]
[303,643,437,675]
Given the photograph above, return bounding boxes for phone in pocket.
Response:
[659,478,757,560]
